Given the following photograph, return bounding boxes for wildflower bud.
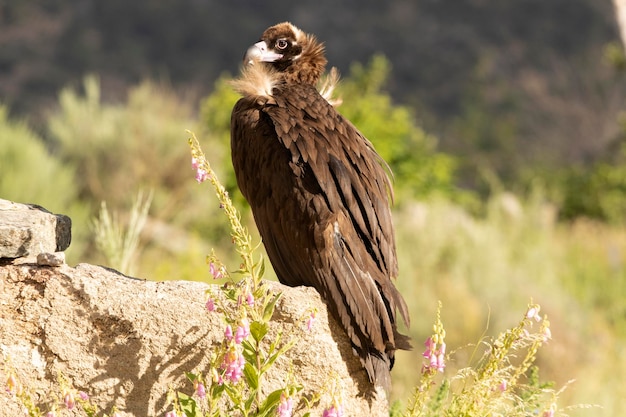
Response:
[526,306,541,322]
[543,327,552,341]
[206,298,216,312]
[276,392,294,417]
[246,292,255,307]
[45,412,55,417]
[6,373,20,395]
[64,390,75,410]
[78,391,89,401]
[195,381,206,399]
[322,403,344,417]
[209,262,224,280]
[222,349,245,383]
[234,318,250,344]
[498,380,507,392]
[306,311,316,331]
[195,168,209,183]
[224,325,233,341]
[191,157,199,170]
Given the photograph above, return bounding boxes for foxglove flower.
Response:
[276,392,294,417]
[63,390,75,410]
[224,325,233,342]
[209,262,225,280]
[322,403,344,417]
[206,297,216,312]
[246,292,255,307]
[195,381,206,399]
[306,310,316,331]
[422,337,446,373]
[235,318,250,344]
[222,349,245,383]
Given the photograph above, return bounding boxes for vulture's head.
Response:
[243,22,327,85]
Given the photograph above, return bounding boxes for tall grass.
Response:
[391,191,625,416]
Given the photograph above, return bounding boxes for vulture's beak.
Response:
[244,41,283,65]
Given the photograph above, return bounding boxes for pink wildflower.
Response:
[322,403,344,417]
[222,349,245,383]
[543,327,552,341]
[6,373,20,395]
[224,325,233,341]
[78,391,89,400]
[195,381,206,399]
[165,412,179,417]
[192,156,210,183]
[246,292,255,307]
[206,298,216,312]
[235,318,250,344]
[526,306,541,322]
[209,262,225,279]
[195,168,209,183]
[422,337,445,373]
[306,310,316,331]
[276,392,294,417]
[45,412,55,417]
[63,390,75,410]
[498,380,507,392]
[211,367,224,385]
[543,408,555,417]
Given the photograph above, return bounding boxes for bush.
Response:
[0,105,90,260]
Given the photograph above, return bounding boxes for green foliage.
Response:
[48,76,202,211]
[448,60,521,192]
[404,303,562,417]
[92,190,153,276]
[0,106,77,209]
[551,144,626,224]
[46,76,233,273]
[336,55,460,202]
[199,74,249,206]
[0,105,90,260]
[166,133,321,417]
[1,366,117,417]
[392,190,625,415]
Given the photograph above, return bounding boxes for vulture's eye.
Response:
[276,39,289,50]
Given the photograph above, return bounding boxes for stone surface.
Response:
[0,262,388,417]
[0,200,388,416]
[0,199,71,259]
[36,251,66,266]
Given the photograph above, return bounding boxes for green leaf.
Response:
[177,392,197,417]
[223,383,241,404]
[243,362,259,390]
[257,389,285,417]
[263,292,282,322]
[211,382,226,400]
[250,320,269,343]
[256,256,265,278]
[241,339,258,363]
[184,371,198,383]
[244,392,256,414]
[262,338,297,373]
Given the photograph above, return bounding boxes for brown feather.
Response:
[230,22,411,392]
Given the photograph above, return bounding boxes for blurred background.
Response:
[1,0,625,415]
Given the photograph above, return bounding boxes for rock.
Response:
[0,199,71,259]
[0,262,388,417]
[36,251,66,267]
